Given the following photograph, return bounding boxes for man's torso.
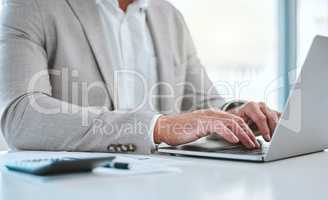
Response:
[34,0,189,113]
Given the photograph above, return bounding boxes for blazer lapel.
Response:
[146,4,176,114]
[66,0,117,108]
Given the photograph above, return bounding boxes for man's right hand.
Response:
[154,109,260,149]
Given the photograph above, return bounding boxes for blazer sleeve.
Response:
[0,0,156,154]
[173,10,227,112]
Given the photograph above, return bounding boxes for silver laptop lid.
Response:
[264,35,328,161]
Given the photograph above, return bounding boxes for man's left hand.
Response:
[228,102,281,142]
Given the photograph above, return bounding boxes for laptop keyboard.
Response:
[176,139,270,155]
[217,145,269,155]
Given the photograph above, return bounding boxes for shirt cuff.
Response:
[221,100,247,111]
[149,114,163,151]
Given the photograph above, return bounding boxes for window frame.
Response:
[278,0,298,110]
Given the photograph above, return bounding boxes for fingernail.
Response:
[232,136,239,143]
[265,134,271,141]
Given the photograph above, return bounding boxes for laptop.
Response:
[158,35,328,162]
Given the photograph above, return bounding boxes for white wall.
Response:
[168,0,280,109]
[297,0,328,69]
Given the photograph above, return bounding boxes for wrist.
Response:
[154,115,169,144]
[154,117,163,144]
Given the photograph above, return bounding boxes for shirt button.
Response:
[127,144,136,152]
[107,145,116,153]
[116,145,123,153]
[121,145,128,152]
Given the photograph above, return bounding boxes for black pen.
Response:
[103,162,130,170]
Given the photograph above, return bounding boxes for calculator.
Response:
[5,156,115,175]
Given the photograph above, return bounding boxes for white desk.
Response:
[0,150,327,200]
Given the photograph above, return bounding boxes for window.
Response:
[297,0,328,69]
[168,0,280,110]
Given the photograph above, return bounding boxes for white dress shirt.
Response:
[96,0,160,148]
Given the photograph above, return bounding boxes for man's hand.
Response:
[227,102,281,142]
[154,109,260,149]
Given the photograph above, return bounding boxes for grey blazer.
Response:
[0,0,225,154]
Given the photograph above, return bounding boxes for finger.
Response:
[233,116,260,148]
[260,105,279,137]
[245,103,271,142]
[214,123,240,144]
[225,119,256,149]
